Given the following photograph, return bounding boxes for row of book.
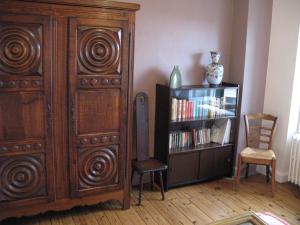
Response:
[169,128,211,150]
[171,97,232,121]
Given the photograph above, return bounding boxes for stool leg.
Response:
[151,171,154,191]
[245,164,249,179]
[159,171,165,200]
[138,173,144,206]
[266,165,270,183]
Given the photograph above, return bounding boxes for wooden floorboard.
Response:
[1,175,300,225]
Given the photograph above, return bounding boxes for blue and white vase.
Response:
[206,51,224,86]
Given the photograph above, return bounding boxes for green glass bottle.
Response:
[169,65,182,89]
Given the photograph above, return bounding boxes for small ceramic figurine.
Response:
[169,65,182,89]
[206,51,224,86]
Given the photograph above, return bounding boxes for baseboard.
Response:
[256,166,288,183]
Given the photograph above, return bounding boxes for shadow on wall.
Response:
[133,53,208,158]
[187,53,206,85]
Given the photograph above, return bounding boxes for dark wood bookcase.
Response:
[155,83,240,189]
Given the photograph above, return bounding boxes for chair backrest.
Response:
[244,113,277,150]
[135,92,150,161]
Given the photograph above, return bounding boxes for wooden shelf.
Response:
[170,115,236,123]
[169,116,236,131]
[169,143,233,155]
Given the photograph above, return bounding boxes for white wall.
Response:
[262,0,300,182]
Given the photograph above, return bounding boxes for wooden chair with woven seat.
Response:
[236,113,278,195]
[132,92,168,206]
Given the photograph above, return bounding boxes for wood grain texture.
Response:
[2,175,300,225]
[0,0,138,220]
[17,0,140,11]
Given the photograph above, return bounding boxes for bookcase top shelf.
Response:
[169,143,233,155]
[161,82,240,91]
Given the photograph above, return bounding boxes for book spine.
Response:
[171,98,177,121]
[182,99,186,120]
[178,100,182,120]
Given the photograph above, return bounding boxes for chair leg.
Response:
[271,159,276,196]
[159,171,165,200]
[150,171,154,191]
[245,163,249,179]
[138,173,144,206]
[266,165,270,183]
[131,169,135,187]
[235,154,242,190]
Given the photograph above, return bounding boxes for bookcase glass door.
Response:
[170,87,238,122]
[168,86,238,154]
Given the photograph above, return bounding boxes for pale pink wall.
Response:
[229,0,273,174]
[119,0,234,153]
[229,0,249,164]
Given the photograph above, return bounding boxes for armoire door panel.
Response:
[77,89,121,134]
[0,92,45,141]
[0,15,44,76]
[69,16,129,197]
[0,154,47,202]
[78,146,119,191]
[77,27,122,75]
[0,13,54,206]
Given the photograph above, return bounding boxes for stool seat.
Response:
[134,158,168,173]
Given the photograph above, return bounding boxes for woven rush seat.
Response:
[241,147,276,160]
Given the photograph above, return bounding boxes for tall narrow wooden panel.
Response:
[0,13,54,207]
[68,17,129,197]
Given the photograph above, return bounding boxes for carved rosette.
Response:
[78,134,119,147]
[79,77,121,88]
[0,79,43,90]
[0,25,41,75]
[78,147,118,189]
[0,142,44,154]
[78,27,121,75]
[0,155,45,201]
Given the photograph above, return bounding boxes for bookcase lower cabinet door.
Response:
[215,147,233,177]
[168,152,199,186]
[198,150,216,180]
[199,147,233,180]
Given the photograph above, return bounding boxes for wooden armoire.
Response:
[0,0,139,220]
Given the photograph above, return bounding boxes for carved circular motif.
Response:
[102,78,110,85]
[79,148,117,187]
[90,78,98,86]
[101,136,108,143]
[78,28,120,74]
[112,78,121,85]
[20,80,29,87]
[110,136,119,142]
[32,80,42,87]
[0,26,41,74]
[8,81,16,88]
[91,137,99,144]
[0,156,43,199]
